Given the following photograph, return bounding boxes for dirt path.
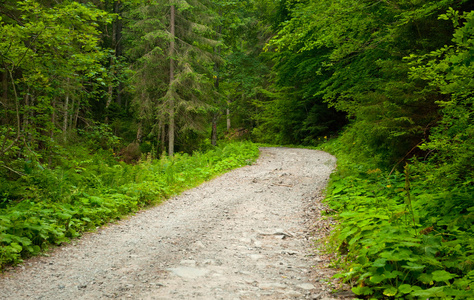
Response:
[0,147,345,300]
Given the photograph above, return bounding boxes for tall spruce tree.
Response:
[126,0,219,156]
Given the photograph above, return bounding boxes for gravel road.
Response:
[0,147,346,300]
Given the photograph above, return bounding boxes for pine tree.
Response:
[127,0,219,156]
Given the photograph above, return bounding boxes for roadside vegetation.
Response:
[321,138,473,299]
[0,140,258,269]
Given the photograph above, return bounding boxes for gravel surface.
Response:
[0,147,350,300]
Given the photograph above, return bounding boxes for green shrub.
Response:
[0,141,259,270]
[321,141,474,299]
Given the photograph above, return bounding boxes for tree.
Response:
[0,0,112,165]
[408,8,474,185]
[127,0,219,156]
[266,0,471,165]
[213,0,276,140]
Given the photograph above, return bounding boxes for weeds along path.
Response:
[0,148,338,300]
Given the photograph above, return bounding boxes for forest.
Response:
[1,0,473,299]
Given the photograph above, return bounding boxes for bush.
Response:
[0,141,259,270]
[321,141,474,299]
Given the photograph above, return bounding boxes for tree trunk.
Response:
[227,107,231,131]
[117,82,123,107]
[69,95,75,129]
[62,78,70,142]
[105,1,120,123]
[211,15,222,147]
[168,4,176,156]
[105,61,114,124]
[63,93,69,143]
[51,99,56,141]
[73,100,80,129]
[156,116,164,156]
[49,100,55,165]
[106,62,113,123]
[211,64,219,146]
[0,69,21,157]
[161,120,166,156]
[23,91,30,132]
[211,113,218,146]
[115,0,123,106]
[211,66,220,146]
[136,121,142,142]
[8,69,21,140]
[1,69,7,124]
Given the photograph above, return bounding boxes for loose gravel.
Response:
[0,147,350,300]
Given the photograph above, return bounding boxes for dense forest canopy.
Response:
[0,0,277,162]
[1,0,473,298]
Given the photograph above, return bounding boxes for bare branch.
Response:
[0,164,26,177]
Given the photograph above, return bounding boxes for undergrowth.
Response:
[0,141,259,270]
[320,140,474,299]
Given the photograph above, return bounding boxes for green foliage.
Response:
[126,0,221,155]
[77,123,122,151]
[0,0,116,166]
[321,140,474,299]
[252,45,347,145]
[265,0,473,165]
[315,6,474,298]
[407,9,474,186]
[0,141,259,269]
[208,0,277,139]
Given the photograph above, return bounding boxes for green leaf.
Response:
[432,270,457,282]
[383,286,397,297]
[56,213,72,220]
[332,185,344,194]
[369,274,386,284]
[398,284,413,294]
[410,286,445,297]
[357,255,368,265]
[418,273,433,284]
[1,234,13,243]
[402,262,426,271]
[380,248,418,262]
[424,245,440,257]
[385,270,403,279]
[10,242,22,253]
[352,286,373,296]
[372,258,387,267]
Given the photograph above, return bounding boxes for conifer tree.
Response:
[127,0,219,156]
